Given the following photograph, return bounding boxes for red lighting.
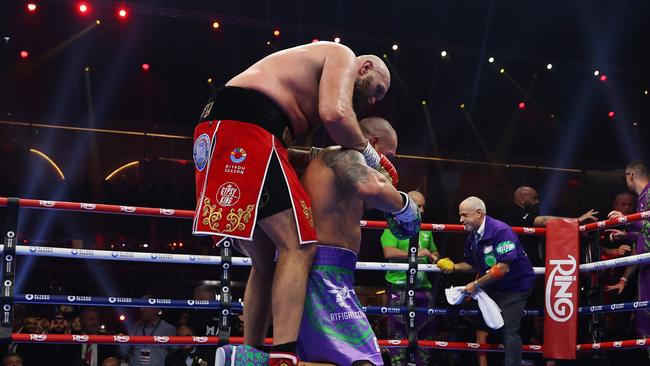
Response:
[273,30,280,37]
[600,74,607,82]
[20,50,29,59]
[608,111,615,118]
[212,21,220,29]
[27,3,37,12]
[117,8,127,18]
[518,102,526,110]
[141,63,150,71]
[78,3,89,13]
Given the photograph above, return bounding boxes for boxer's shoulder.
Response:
[320,147,365,168]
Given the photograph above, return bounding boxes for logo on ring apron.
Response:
[545,255,577,322]
[216,182,240,207]
[193,133,211,172]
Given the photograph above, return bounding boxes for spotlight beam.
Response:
[105,161,139,181]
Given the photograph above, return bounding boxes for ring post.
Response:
[1,198,19,343]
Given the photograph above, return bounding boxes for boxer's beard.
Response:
[353,76,372,115]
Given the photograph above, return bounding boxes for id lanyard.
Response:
[139,320,161,364]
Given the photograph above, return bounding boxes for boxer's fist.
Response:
[377,154,399,187]
[437,258,455,272]
[385,191,421,239]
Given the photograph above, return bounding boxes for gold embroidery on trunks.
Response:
[222,204,255,233]
[201,197,223,230]
[301,200,314,227]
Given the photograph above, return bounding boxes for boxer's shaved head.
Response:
[359,117,397,157]
[353,55,391,114]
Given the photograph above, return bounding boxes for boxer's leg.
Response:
[240,229,276,347]
[258,209,316,345]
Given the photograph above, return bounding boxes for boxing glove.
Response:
[385,191,421,239]
[377,153,399,187]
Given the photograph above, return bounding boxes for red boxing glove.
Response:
[378,154,399,187]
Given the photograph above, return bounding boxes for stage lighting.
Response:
[273,29,280,37]
[546,63,553,70]
[117,8,127,18]
[421,100,427,105]
[141,63,150,71]
[20,50,29,59]
[499,68,505,74]
[608,111,615,118]
[440,50,448,58]
[27,3,37,12]
[119,315,126,321]
[488,57,495,63]
[645,90,648,95]
[392,44,398,51]
[518,102,526,110]
[334,37,341,43]
[600,75,607,82]
[594,70,600,76]
[78,3,89,14]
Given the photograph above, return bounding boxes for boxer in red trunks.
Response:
[192,41,391,365]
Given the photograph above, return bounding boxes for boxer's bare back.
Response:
[227,42,389,140]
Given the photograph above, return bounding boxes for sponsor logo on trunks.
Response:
[323,278,352,308]
[39,200,55,207]
[329,310,364,322]
[217,182,241,207]
[193,133,210,172]
[80,203,96,210]
[229,147,247,163]
[73,335,89,342]
[545,255,577,322]
[30,334,47,341]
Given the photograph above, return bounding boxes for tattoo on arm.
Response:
[322,149,378,190]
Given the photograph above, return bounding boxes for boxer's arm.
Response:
[318,46,368,151]
[323,150,402,212]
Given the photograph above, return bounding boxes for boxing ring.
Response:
[1,196,650,359]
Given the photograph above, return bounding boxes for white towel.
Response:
[445,286,504,330]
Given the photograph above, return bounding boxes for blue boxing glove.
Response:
[385,191,421,239]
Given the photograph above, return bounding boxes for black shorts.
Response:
[198,86,293,219]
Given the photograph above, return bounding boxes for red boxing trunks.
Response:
[192,87,317,244]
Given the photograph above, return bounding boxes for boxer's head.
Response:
[359,117,397,158]
[354,55,391,114]
[459,196,487,232]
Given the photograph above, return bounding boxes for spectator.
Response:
[49,313,70,334]
[2,355,22,366]
[606,160,650,360]
[381,190,438,366]
[186,286,218,365]
[101,357,121,366]
[164,326,209,366]
[52,307,118,366]
[119,298,176,366]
